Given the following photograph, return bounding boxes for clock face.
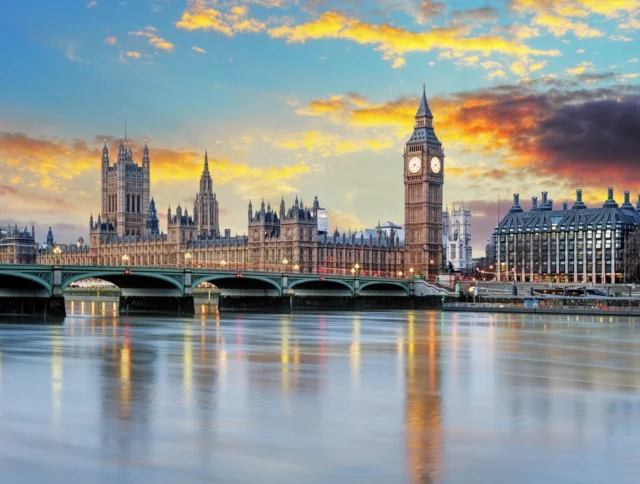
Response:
[430,157,441,174]
[408,156,422,174]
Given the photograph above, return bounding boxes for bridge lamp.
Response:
[220,260,227,269]
[122,254,130,266]
[53,246,62,265]
[397,270,403,278]
[185,252,192,268]
[293,264,299,272]
[409,267,414,276]
[354,263,360,270]
[351,268,356,275]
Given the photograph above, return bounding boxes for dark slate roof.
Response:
[495,204,640,233]
[416,86,433,118]
[407,126,441,145]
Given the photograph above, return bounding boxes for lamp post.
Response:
[53,246,62,265]
[282,258,289,273]
[220,260,227,270]
[397,270,403,279]
[409,267,414,279]
[293,264,299,273]
[185,252,192,269]
[122,254,130,266]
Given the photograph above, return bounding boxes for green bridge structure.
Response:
[0,264,451,317]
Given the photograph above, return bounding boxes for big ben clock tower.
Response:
[404,85,444,280]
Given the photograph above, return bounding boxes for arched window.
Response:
[126,195,130,213]
[137,195,141,213]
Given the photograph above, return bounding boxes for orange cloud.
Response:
[532,13,602,38]
[176,1,265,35]
[129,27,174,52]
[268,11,560,67]
[0,132,97,193]
[105,36,117,45]
[293,81,640,192]
[511,0,640,17]
[565,61,594,74]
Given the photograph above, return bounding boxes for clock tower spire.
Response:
[403,85,444,279]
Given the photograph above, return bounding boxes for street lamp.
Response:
[293,264,299,272]
[185,252,192,268]
[282,258,289,273]
[220,260,227,270]
[409,267,414,278]
[397,270,403,278]
[53,245,62,265]
[122,254,130,266]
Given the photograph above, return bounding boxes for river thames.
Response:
[0,308,639,483]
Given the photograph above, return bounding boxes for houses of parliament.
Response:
[35,88,445,279]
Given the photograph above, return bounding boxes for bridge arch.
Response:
[193,274,282,296]
[0,270,51,297]
[288,277,354,296]
[358,281,411,296]
[61,270,184,295]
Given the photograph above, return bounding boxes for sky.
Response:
[1,0,639,254]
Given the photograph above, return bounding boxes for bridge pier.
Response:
[0,296,66,319]
[119,295,195,316]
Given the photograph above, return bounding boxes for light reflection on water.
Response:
[0,310,639,483]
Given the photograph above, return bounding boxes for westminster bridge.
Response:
[0,264,450,317]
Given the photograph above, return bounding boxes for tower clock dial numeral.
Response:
[430,157,441,174]
[408,156,422,174]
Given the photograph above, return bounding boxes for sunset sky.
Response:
[1,0,640,253]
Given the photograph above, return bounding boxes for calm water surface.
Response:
[0,309,639,483]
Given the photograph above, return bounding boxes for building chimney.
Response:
[603,187,619,208]
[531,196,538,211]
[572,188,587,210]
[621,190,634,209]
[562,202,568,211]
[509,193,523,213]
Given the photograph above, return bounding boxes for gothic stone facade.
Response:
[101,138,150,237]
[0,225,36,264]
[38,88,440,278]
[494,188,640,284]
[442,203,472,270]
[404,86,444,280]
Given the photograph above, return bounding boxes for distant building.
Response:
[493,188,640,283]
[37,87,445,278]
[0,225,36,264]
[45,227,54,246]
[442,203,472,270]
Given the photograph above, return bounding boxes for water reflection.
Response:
[0,310,639,482]
[405,314,442,483]
[51,329,63,421]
